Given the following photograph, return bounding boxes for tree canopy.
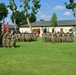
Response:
[8,0,18,31]
[20,0,41,32]
[29,13,36,23]
[11,11,26,28]
[7,0,41,32]
[0,3,8,21]
[0,22,2,33]
[65,0,76,37]
[50,12,58,27]
[11,11,36,28]
[65,0,76,12]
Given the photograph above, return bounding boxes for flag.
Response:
[1,20,5,32]
[5,22,9,32]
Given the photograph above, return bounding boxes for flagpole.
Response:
[1,16,5,34]
[3,16,5,33]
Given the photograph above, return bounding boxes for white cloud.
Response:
[40,13,51,20]
[7,7,12,13]
[37,12,51,21]
[41,14,46,18]
[42,2,51,10]
[64,12,71,16]
[54,5,65,11]
[38,12,43,15]
[43,3,49,8]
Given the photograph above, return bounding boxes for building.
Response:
[19,20,76,37]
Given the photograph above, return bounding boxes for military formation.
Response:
[2,31,16,48]
[2,32,37,48]
[42,32,74,43]
[0,31,74,48]
[14,33,37,42]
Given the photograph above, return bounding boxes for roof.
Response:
[20,20,75,27]
[58,20,75,26]
[8,25,18,28]
[8,25,14,28]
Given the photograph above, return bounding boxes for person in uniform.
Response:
[7,31,11,47]
[51,32,56,43]
[2,32,7,47]
[56,32,60,43]
[11,33,16,48]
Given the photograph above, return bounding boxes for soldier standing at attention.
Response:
[7,31,11,47]
[56,32,60,43]
[51,32,56,43]
[2,32,7,47]
[11,33,16,48]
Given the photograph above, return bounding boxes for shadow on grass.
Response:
[0,45,20,48]
[15,45,20,48]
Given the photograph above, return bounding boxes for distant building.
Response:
[19,20,76,37]
[8,25,15,31]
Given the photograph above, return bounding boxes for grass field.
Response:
[0,38,76,75]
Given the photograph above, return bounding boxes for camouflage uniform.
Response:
[56,32,60,43]
[66,32,71,42]
[60,32,67,42]
[42,33,46,42]
[22,33,25,42]
[67,33,73,42]
[7,32,11,47]
[26,34,30,41]
[11,34,16,48]
[51,33,56,43]
[33,34,37,41]
[17,34,20,42]
[2,33,7,47]
[14,33,17,42]
[70,33,74,42]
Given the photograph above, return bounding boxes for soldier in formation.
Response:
[7,32,11,47]
[2,32,7,47]
[2,31,37,48]
[2,31,16,48]
[15,33,37,42]
[11,32,16,48]
[42,32,74,43]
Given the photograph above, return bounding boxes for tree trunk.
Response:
[14,18,17,32]
[72,9,76,37]
[26,17,32,33]
[74,16,76,37]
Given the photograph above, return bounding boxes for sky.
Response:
[0,0,76,25]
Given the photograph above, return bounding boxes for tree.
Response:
[65,0,75,12]
[8,0,17,31]
[20,0,41,33]
[0,3,8,21]
[65,0,76,37]
[0,22,2,33]
[29,13,36,23]
[50,12,58,32]
[11,11,36,29]
[11,11,26,28]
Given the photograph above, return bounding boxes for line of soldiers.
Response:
[2,32,37,48]
[42,32,74,43]
[2,32,16,48]
[14,33,37,42]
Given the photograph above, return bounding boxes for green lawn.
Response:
[0,38,76,75]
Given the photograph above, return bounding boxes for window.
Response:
[43,28,47,33]
[69,28,73,31]
[52,29,54,33]
[60,28,63,33]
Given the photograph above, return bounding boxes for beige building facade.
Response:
[19,20,75,37]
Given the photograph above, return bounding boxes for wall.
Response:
[19,26,74,36]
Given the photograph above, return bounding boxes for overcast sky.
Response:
[0,0,76,24]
